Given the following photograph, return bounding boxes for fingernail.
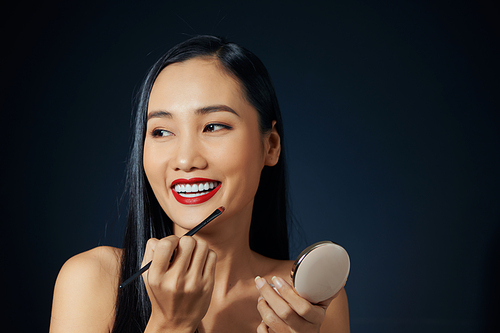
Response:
[255,276,265,289]
[258,296,264,302]
[272,276,283,289]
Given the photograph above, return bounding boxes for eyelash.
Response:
[151,129,173,137]
[150,123,232,137]
[203,123,232,132]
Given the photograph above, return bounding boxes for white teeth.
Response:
[179,192,205,198]
[174,181,219,194]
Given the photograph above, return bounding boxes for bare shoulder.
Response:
[321,287,350,332]
[50,246,122,333]
[61,246,121,273]
[55,246,122,289]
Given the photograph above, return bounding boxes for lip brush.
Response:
[119,206,225,289]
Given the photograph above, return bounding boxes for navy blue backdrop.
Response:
[2,1,499,332]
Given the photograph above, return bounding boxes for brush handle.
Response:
[184,207,224,236]
[119,261,151,289]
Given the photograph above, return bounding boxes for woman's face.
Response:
[144,57,279,232]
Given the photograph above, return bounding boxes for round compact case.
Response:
[291,241,350,304]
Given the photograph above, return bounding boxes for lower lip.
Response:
[171,183,221,205]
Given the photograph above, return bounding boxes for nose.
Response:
[170,135,208,172]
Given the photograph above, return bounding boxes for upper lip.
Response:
[170,177,220,188]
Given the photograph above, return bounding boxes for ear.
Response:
[264,120,281,167]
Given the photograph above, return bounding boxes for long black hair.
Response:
[112,35,289,332]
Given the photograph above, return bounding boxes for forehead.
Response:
[148,57,247,112]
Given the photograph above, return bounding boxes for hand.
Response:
[255,276,336,333]
[142,236,217,332]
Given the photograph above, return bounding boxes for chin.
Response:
[167,204,219,232]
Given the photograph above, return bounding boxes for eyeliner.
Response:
[119,206,225,289]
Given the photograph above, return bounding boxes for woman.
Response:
[50,35,350,333]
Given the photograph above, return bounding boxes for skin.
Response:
[49,57,350,333]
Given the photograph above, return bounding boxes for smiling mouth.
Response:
[173,181,221,198]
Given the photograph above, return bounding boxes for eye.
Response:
[151,129,174,137]
[204,123,232,133]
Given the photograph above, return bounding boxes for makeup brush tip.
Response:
[219,206,225,212]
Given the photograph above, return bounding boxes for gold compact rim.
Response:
[290,240,335,286]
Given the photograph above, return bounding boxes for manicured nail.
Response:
[258,296,264,302]
[272,276,283,289]
[255,276,265,289]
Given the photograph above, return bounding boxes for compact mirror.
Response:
[291,241,350,304]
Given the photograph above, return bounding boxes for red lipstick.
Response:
[171,178,221,205]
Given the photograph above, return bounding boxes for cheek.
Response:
[143,141,167,187]
[221,131,266,184]
[143,143,154,181]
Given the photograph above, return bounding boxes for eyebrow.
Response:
[147,104,240,121]
[197,105,240,117]
[147,110,172,120]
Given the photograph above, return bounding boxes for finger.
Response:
[256,294,286,330]
[202,249,217,281]
[149,236,179,277]
[188,238,210,277]
[170,236,196,273]
[142,238,159,267]
[141,238,159,286]
[256,320,269,333]
[256,277,301,327]
[271,276,324,324]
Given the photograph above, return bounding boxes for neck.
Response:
[176,202,265,297]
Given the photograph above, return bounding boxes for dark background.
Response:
[2,1,499,332]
